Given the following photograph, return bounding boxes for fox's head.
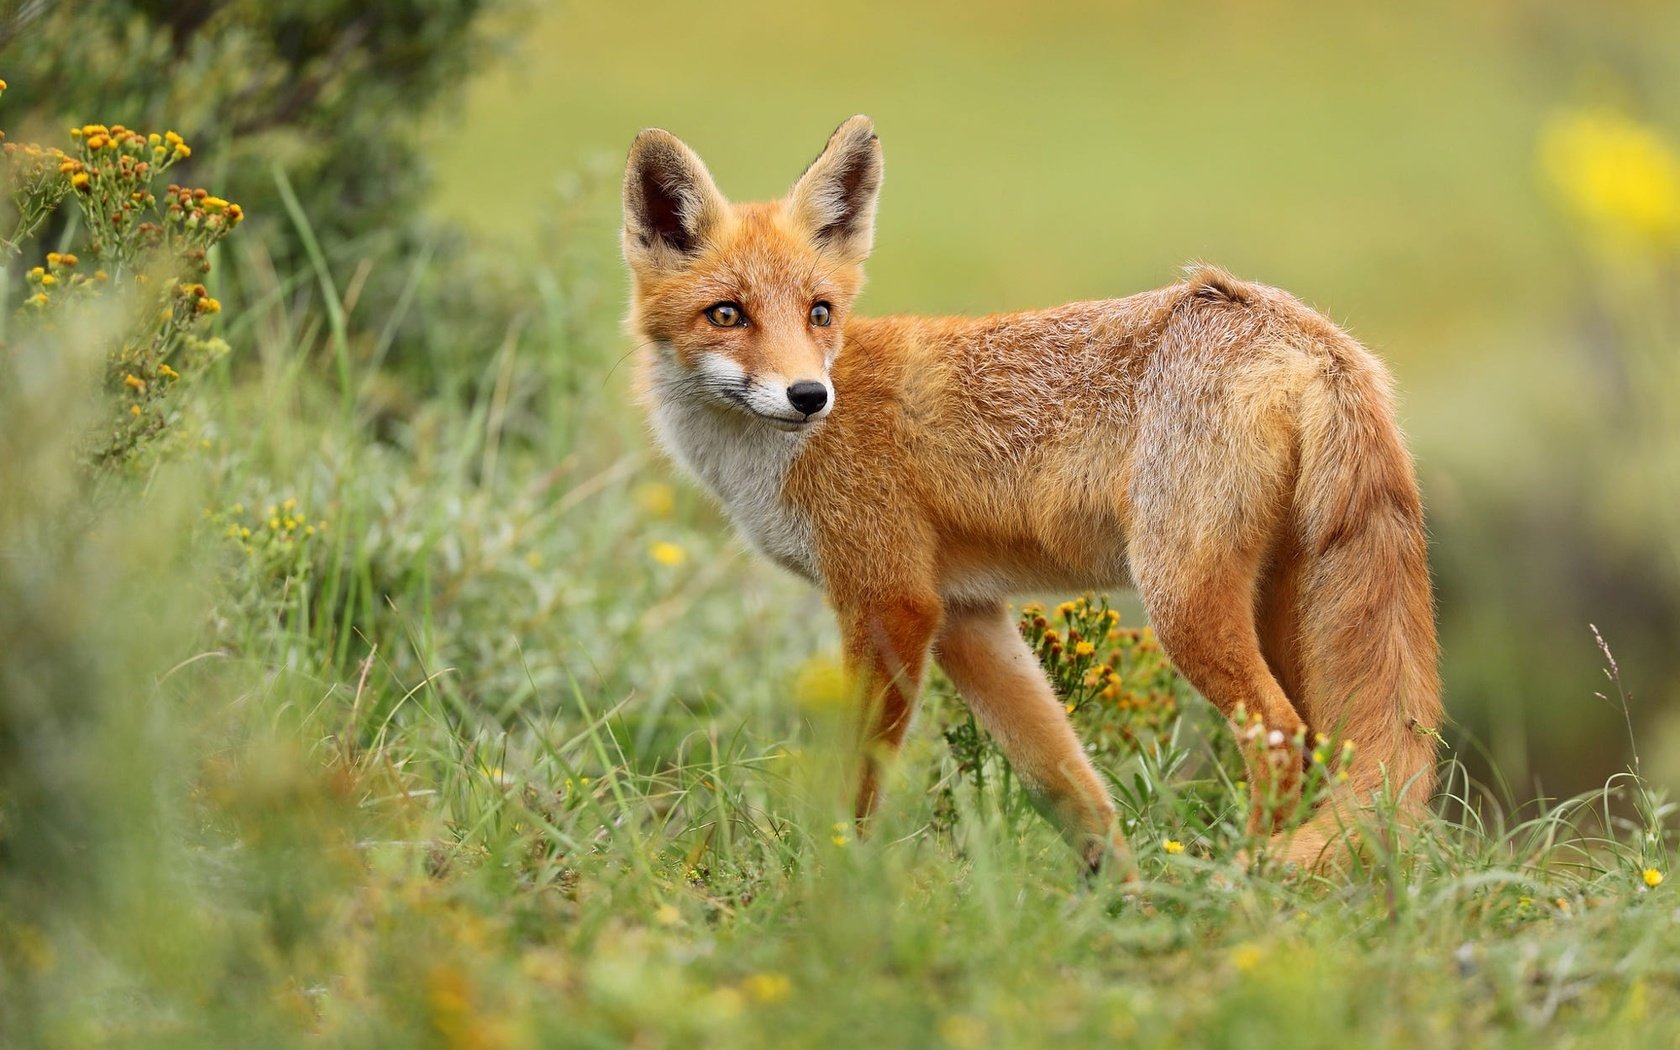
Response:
[622,116,882,430]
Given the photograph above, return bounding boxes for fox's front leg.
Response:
[936,601,1129,874]
[838,593,943,822]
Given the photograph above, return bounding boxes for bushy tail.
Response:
[1289,333,1442,857]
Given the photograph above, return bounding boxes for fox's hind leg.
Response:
[935,601,1127,874]
[1130,539,1309,838]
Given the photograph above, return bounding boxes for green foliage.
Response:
[0,0,516,396]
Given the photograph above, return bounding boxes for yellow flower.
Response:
[1230,944,1263,973]
[159,364,179,380]
[649,540,686,567]
[122,373,145,391]
[793,653,851,712]
[1162,839,1184,855]
[1541,107,1680,249]
[1644,867,1664,888]
[1074,640,1096,657]
[742,972,791,1004]
[70,171,90,189]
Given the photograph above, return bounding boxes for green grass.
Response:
[4,191,1679,1048]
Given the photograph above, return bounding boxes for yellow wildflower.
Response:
[71,171,90,189]
[1074,640,1096,657]
[129,405,140,416]
[122,374,145,391]
[1644,868,1664,888]
[742,972,792,1004]
[1541,107,1680,249]
[1163,839,1184,855]
[649,540,686,567]
[1230,944,1263,973]
[792,652,850,712]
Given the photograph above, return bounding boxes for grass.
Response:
[3,185,1679,1049]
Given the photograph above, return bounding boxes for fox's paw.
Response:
[1080,831,1137,884]
[1239,719,1309,836]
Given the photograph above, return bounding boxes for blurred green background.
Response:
[431,0,1680,798]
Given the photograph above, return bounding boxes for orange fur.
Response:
[622,117,1442,871]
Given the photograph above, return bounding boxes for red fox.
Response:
[621,116,1441,871]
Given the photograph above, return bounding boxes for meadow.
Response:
[3,2,1680,1047]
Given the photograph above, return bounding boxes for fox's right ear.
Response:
[622,129,729,270]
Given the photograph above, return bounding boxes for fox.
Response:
[620,115,1442,872]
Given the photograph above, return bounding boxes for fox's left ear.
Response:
[787,115,883,265]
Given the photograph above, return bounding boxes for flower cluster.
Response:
[1,84,246,468]
[66,123,240,267]
[1018,596,1181,750]
[1,129,73,258]
[213,498,328,558]
[21,251,103,315]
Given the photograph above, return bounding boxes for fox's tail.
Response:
[1287,331,1442,862]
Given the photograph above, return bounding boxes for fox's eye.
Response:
[704,302,744,328]
[809,302,833,327]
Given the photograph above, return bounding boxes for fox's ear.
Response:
[787,115,882,264]
[623,129,729,269]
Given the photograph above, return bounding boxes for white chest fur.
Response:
[645,364,822,583]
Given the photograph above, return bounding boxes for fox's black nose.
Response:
[786,381,828,416]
